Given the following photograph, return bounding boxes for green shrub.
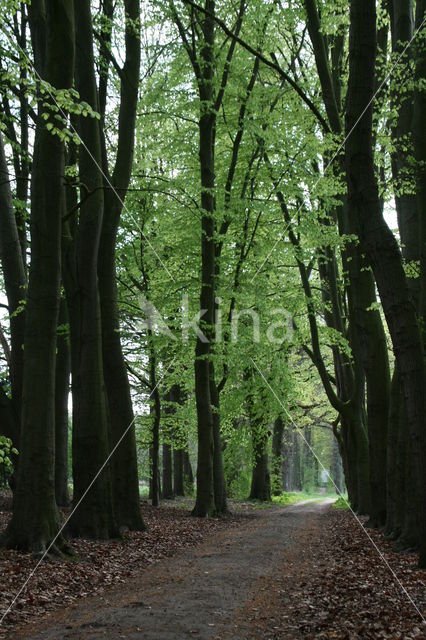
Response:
[0,436,18,486]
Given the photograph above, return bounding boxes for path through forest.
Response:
[13,501,332,639]
[11,500,426,639]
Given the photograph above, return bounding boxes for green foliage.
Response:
[0,436,18,486]
[333,496,350,510]
[272,492,314,506]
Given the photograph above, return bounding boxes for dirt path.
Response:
[11,501,332,639]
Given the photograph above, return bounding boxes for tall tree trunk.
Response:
[0,132,26,446]
[271,416,284,496]
[192,0,217,517]
[385,367,404,538]
[68,0,117,538]
[249,411,271,502]
[281,423,292,491]
[306,0,390,523]
[183,450,194,489]
[162,443,173,499]
[331,435,343,494]
[174,449,185,496]
[347,248,390,525]
[346,0,426,564]
[148,331,161,507]
[55,297,70,507]
[292,431,302,492]
[210,362,227,513]
[412,2,426,336]
[1,0,74,553]
[162,383,184,497]
[162,388,174,499]
[389,0,419,302]
[98,0,143,532]
[386,0,421,544]
[249,441,271,502]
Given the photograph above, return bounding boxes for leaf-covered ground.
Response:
[225,509,426,639]
[2,497,426,639]
[0,494,248,638]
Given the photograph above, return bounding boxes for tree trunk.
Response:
[149,445,161,502]
[210,363,227,513]
[1,0,74,553]
[192,0,217,517]
[412,1,426,335]
[162,444,174,499]
[55,297,70,507]
[183,450,194,489]
[306,0,389,523]
[68,0,117,538]
[389,0,419,302]
[385,367,404,538]
[347,249,390,525]
[162,387,174,499]
[271,416,284,496]
[293,432,303,491]
[149,344,161,507]
[346,0,426,563]
[281,423,292,491]
[0,132,26,447]
[249,418,271,502]
[98,0,143,532]
[340,416,360,510]
[331,435,343,494]
[250,449,271,501]
[174,449,185,496]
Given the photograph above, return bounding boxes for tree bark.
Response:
[271,416,284,496]
[331,435,343,494]
[292,431,302,492]
[250,437,271,502]
[385,367,404,538]
[68,0,117,538]
[162,388,174,499]
[346,0,426,563]
[0,132,26,446]
[347,248,390,526]
[174,449,185,496]
[149,347,161,508]
[55,297,70,507]
[183,450,194,489]
[248,400,271,501]
[412,2,426,335]
[1,0,74,553]
[305,0,389,522]
[162,443,173,499]
[192,0,217,517]
[98,0,143,531]
[389,0,419,302]
[210,362,227,513]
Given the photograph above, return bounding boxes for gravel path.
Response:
[13,500,333,640]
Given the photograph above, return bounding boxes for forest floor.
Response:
[1,497,426,639]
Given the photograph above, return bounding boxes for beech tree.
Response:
[345,0,426,565]
[2,0,75,552]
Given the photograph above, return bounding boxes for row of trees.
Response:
[0,0,425,566]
